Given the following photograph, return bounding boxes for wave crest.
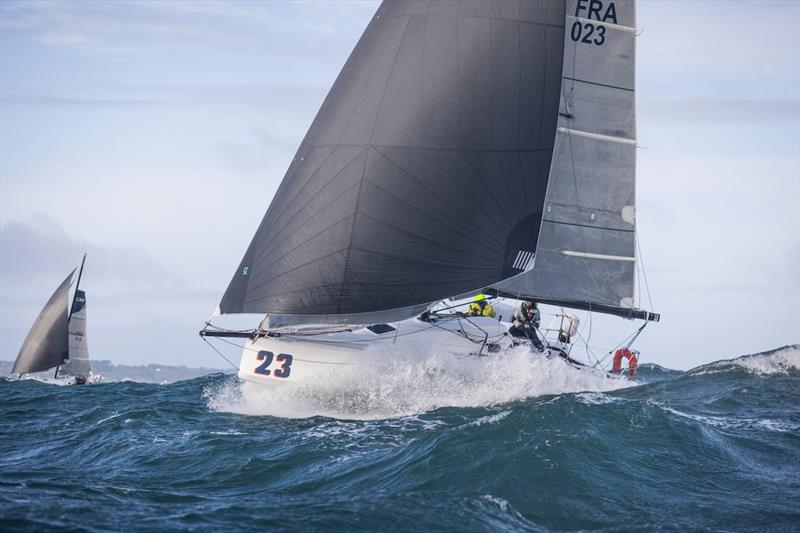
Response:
[689,345,800,376]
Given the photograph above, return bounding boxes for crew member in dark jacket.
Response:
[508,299,544,351]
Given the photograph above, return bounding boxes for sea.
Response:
[1,345,798,532]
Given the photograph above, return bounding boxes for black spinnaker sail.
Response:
[220,0,567,324]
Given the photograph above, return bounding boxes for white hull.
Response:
[16,373,101,386]
[237,316,580,388]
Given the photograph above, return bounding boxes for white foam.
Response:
[692,345,800,376]
[575,392,622,405]
[467,410,511,427]
[481,494,511,512]
[653,402,799,433]
[735,346,800,375]
[206,345,630,420]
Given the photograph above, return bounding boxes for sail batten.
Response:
[557,127,636,144]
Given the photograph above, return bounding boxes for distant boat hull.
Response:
[237,317,583,387]
[15,373,102,386]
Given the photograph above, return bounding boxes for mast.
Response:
[56,253,86,378]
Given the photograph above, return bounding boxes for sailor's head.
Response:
[523,299,535,308]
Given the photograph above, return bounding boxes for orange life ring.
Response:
[612,348,638,377]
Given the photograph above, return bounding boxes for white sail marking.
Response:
[565,15,637,33]
[522,252,535,270]
[562,250,636,262]
[513,251,534,270]
[557,127,637,145]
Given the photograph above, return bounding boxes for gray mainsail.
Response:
[220,0,567,321]
[62,289,91,378]
[486,0,656,320]
[12,270,74,375]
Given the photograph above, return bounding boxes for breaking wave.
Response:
[688,344,800,376]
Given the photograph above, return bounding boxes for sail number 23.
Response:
[254,350,293,378]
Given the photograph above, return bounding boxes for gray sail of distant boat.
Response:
[12,270,74,375]
[12,254,93,378]
[217,0,657,325]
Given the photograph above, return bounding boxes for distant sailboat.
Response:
[12,254,98,385]
[201,0,659,386]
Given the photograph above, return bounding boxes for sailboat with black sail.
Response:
[11,254,98,385]
[200,0,659,387]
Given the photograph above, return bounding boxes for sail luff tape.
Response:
[565,15,637,33]
[558,127,637,145]
[562,251,636,262]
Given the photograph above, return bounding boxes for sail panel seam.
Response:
[255,146,359,255]
[354,210,502,263]
[371,146,505,248]
[542,218,635,233]
[362,178,505,254]
[562,76,634,93]
[251,149,368,266]
[246,191,363,286]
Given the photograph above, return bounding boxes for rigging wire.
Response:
[636,232,655,311]
[200,335,241,372]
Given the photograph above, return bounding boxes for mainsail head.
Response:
[12,270,74,375]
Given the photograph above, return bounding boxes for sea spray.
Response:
[206,345,631,420]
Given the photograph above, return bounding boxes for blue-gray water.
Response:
[1,346,798,532]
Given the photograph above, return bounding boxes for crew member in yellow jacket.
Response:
[466,294,496,318]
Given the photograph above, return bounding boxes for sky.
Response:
[0,0,798,371]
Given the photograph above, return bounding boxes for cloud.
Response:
[0,215,174,293]
[217,126,305,173]
[0,0,378,58]
[1,83,327,110]
[0,215,226,366]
